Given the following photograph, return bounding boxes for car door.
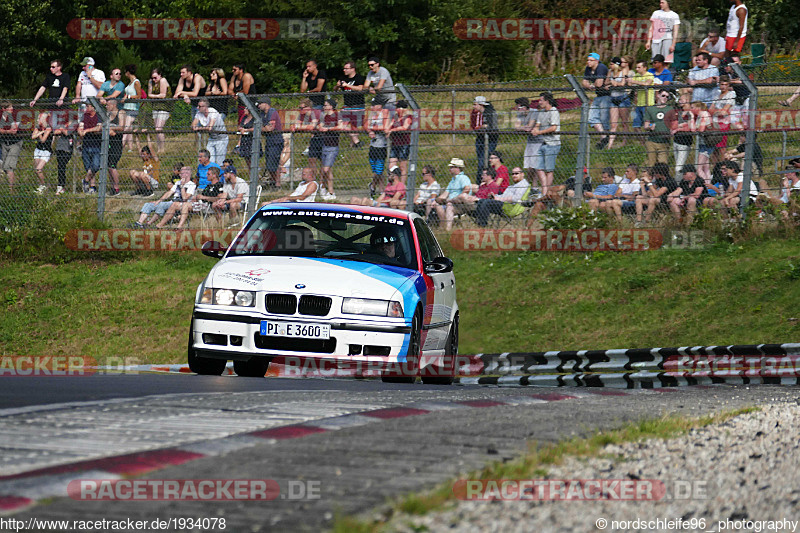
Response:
[413,218,454,351]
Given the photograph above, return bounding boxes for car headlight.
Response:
[200,288,256,307]
[342,298,403,317]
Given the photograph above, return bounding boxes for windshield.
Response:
[227,209,417,270]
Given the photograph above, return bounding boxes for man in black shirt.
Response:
[30,60,71,109]
[582,53,611,149]
[669,164,706,224]
[300,59,327,109]
[336,61,366,147]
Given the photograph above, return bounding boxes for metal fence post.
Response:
[397,83,418,206]
[732,64,758,219]
[565,74,590,205]
[88,97,109,222]
[240,94,262,220]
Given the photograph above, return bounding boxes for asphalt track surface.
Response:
[2,373,798,532]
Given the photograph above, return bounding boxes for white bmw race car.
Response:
[189,203,458,384]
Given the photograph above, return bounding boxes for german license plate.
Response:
[260,321,330,339]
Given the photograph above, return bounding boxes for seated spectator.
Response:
[196,149,222,188]
[719,160,758,213]
[668,164,706,224]
[757,167,800,207]
[475,167,531,226]
[414,165,441,217]
[724,133,763,179]
[431,158,473,231]
[212,166,249,223]
[134,166,196,228]
[648,54,673,85]
[466,167,500,205]
[609,164,643,223]
[352,166,406,208]
[699,30,727,66]
[702,162,730,207]
[779,85,800,108]
[635,162,678,225]
[264,167,318,204]
[487,151,510,192]
[160,166,226,229]
[584,167,619,216]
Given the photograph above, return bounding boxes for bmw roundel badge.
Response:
[295,284,306,289]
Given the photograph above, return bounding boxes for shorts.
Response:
[651,40,674,62]
[621,200,636,212]
[390,144,410,160]
[308,136,323,160]
[264,140,284,173]
[611,96,631,108]
[152,110,170,124]
[524,142,542,169]
[1,141,23,171]
[321,145,339,167]
[534,144,560,172]
[632,106,647,128]
[725,35,745,52]
[698,144,715,155]
[340,107,365,126]
[34,149,52,162]
[108,145,123,169]
[122,108,139,119]
[588,95,611,129]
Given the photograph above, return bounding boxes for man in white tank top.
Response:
[264,167,319,204]
[725,0,748,54]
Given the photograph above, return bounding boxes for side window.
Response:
[414,218,441,263]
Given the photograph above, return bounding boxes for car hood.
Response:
[207,256,420,300]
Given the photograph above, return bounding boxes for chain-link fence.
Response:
[1,58,799,230]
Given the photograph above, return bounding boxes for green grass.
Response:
[3,238,800,362]
[334,406,760,531]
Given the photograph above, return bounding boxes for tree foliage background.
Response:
[1,0,795,97]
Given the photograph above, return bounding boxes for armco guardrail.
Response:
[462,343,800,388]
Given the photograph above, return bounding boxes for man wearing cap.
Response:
[351,166,406,208]
[646,0,680,65]
[72,57,106,106]
[471,96,498,171]
[648,55,673,85]
[213,166,249,223]
[432,158,473,231]
[257,96,284,187]
[582,53,611,149]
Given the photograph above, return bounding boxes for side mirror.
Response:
[201,240,227,259]
[424,256,454,273]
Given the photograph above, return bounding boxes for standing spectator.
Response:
[475,167,531,226]
[147,68,172,154]
[237,106,256,172]
[487,152,510,192]
[130,144,160,196]
[78,104,102,193]
[635,162,678,225]
[196,149,222,189]
[364,57,396,108]
[121,64,142,153]
[317,98,343,200]
[174,64,206,116]
[208,68,229,121]
[105,98,124,196]
[688,52,719,106]
[135,165,196,228]
[629,60,655,136]
[52,119,75,195]
[699,29,727,66]
[669,164,706,224]
[643,88,673,168]
[647,0,681,65]
[97,68,125,101]
[667,92,696,177]
[365,100,389,196]
[212,166,248,224]
[72,57,105,107]
[725,0,748,56]
[292,98,323,185]
[336,61,366,147]
[300,60,327,109]
[720,55,750,129]
[515,97,541,184]
[192,97,228,165]
[582,53,611,149]
[691,101,715,184]
[607,56,633,149]
[31,111,52,194]
[584,167,619,216]
[30,59,70,110]
[432,158,473,232]
[257,96,284,187]
[388,100,413,184]
[471,96,498,171]
[228,63,255,123]
[648,54,674,85]
[415,165,441,217]
[531,92,561,198]
[709,75,736,159]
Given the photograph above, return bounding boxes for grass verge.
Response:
[331,406,760,532]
